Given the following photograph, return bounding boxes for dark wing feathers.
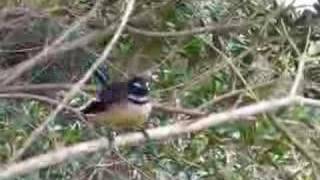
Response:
[80,100,105,114]
[98,81,128,104]
[81,81,128,114]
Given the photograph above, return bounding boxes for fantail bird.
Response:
[80,75,152,131]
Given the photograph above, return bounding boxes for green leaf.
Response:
[183,37,205,57]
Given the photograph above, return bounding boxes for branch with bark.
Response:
[1,96,319,179]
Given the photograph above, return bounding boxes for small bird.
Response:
[80,76,152,131]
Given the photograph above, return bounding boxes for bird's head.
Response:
[127,76,150,97]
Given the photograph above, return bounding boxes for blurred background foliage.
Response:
[1,0,320,179]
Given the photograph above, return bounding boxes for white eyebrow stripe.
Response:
[128,95,149,103]
[133,82,143,88]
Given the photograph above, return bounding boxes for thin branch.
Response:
[0,84,95,93]
[0,7,248,85]
[126,22,249,37]
[296,96,320,107]
[290,54,306,97]
[0,93,74,112]
[289,28,311,96]
[152,103,206,118]
[197,80,277,110]
[10,0,136,162]
[280,19,301,56]
[0,93,85,121]
[203,39,258,100]
[0,96,302,179]
[1,0,104,85]
[270,116,320,168]
[0,29,108,82]
[0,84,207,117]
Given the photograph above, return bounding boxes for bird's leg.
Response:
[110,132,117,149]
[102,127,117,151]
[138,129,155,148]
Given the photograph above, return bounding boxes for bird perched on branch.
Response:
[80,74,152,131]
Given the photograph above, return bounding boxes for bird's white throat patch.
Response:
[128,94,149,103]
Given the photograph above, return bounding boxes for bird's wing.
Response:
[97,81,128,104]
[80,99,105,114]
[80,81,128,114]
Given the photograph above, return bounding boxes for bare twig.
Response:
[270,116,320,168]
[1,0,104,85]
[296,96,320,107]
[289,28,311,96]
[203,39,258,100]
[152,103,206,117]
[0,6,248,85]
[0,93,75,112]
[0,84,207,117]
[197,80,277,110]
[0,84,95,93]
[0,93,85,121]
[126,22,249,37]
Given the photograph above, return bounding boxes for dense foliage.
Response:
[1,0,320,179]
